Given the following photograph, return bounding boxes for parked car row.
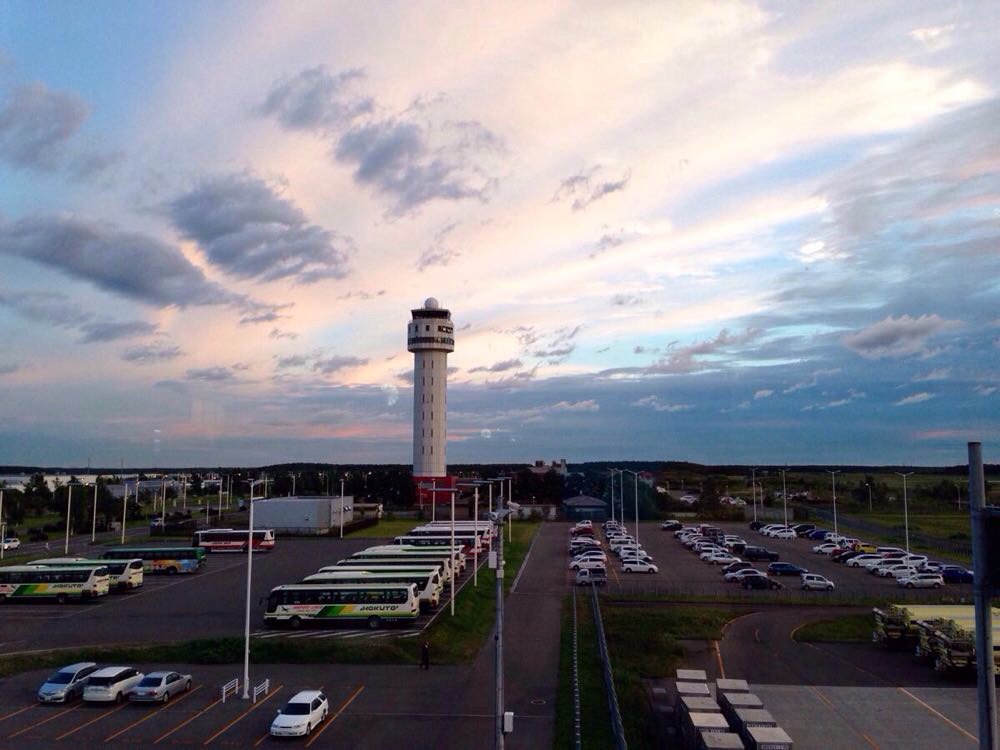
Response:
[749,521,971,589]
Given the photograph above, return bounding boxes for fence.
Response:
[799,505,972,557]
[571,588,582,750]
[602,585,973,607]
[589,586,628,750]
[221,678,239,703]
[253,678,270,703]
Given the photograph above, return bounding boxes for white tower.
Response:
[408,297,455,478]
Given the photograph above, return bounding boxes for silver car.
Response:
[129,671,193,703]
[37,662,99,703]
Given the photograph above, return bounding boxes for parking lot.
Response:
[0,536,483,654]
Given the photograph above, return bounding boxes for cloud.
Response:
[168,173,352,284]
[121,342,184,364]
[590,226,627,258]
[632,396,693,413]
[974,385,997,397]
[313,355,369,373]
[533,345,575,358]
[753,389,774,400]
[470,358,523,373]
[276,354,309,369]
[895,391,934,406]
[553,165,631,211]
[548,400,599,412]
[910,25,954,51]
[269,328,298,340]
[912,368,950,382]
[0,289,155,343]
[257,66,372,130]
[186,367,235,382]
[611,294,642,306]
[78,320,158,343]
[0,362,21,375]
[417,222,462,271]
[0,82,87,170]
[843,314,961,358]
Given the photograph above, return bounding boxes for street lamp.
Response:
[489,498,520,750]
[609,469,623,524]
[750,468,757,524]
[340,478,347,538]
[121,482,129,544]
[64,483,75,554]
[91,481,99,542]
[827,470,840,537]
[865,482,873,512]
[896,472,914,559]
[459,481,491,587]
[241,493,256,700]
[0,488,5,560]
[623,470,640,547]
[779,468,789,529]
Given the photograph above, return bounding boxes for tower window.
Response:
[425,324,430,331]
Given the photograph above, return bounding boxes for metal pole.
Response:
[969,441,997,750]
[340,479,346,538]
[507,479,512,543]
[897,472,913,558]
[64,484,73,554]
[751,468,757,523]
[121,483,128,544]
[450,489,456,616]
[866,483,872,512]
[633,474,639,546]
[828,470,840,537]
[242,498,255,700]
[474,488,479,587]
[780,469,788,528]
[610,470,615,524]
[182,476,187,511]
[91,482,98,542]
[0,489,5,560]
[495,508,506,750]
[432,479,437,522]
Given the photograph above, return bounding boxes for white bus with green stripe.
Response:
[350,545,466,573]
[0,565,111,603]
[304,568,443,610]
[29,557,144,591]
[264,583,419,630]
[335,554,454,579]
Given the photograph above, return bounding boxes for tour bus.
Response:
[29,557,144,591]
[102,546,206,575]
[192,528,276,553]
[351,546,466,573]
[410,524,495,543]
[393,535,484,554]
[0,564,111,602]
[332,557,452,580]
[302,568,443,609]
[263,583,420,630]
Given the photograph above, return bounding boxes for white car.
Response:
[879,563,914,578]
[615,546,647,559]
[571,558,608,571]
[772,529,797,540]
[801,573,835,591]
[890,566,922,580]
[812,542,839,554]
[847,554,882,568]
[271,690,329,737]
[1,537,20,551]
[899,572,945,589]
[571,551,607,564]
[724,568,765,583]
[759,525,783,536]
[82,666,144,703]
[622,560,658,574]
[702,552,739,565]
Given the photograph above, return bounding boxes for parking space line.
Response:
[104,685,202,741]
[303,685,364,749]
[201,683,283,746]
[809,686,880,750]
[55,700,129,740]
[0,704,37,724]
[154,695,223,744]
[7,703,78,738]
[712,641,725,678]
[898,687,977,744]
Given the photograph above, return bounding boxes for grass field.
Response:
[343,518,422,538]
[793,613,873,642]
[864,513,970,538]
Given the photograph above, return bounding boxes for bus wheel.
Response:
[56,594,68,604]
[0,594,6,603]
[289,616,302,630]
[367,616,382,630]
[166,567,177,575]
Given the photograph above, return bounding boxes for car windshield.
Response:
[138,677,162,687]
[282,702,311,715]
[46,672,74,684]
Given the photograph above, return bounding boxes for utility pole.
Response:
[969,442,996,750]
[91,482,99,542]
[241,497,255,700]
[64,484,73,554]
[827,470,840,537]
[121,483,128,544]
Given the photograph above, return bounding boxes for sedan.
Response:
[878,564,915,578]
[743,576,783,590]
[832,550,862,564]
[722,561,754,575]
[771,529,797,540]
[767,562,808,576]
[570,558,608,571]
[622,560,658,574]
[661,520,682,531]
[571,552,608,565]
[620,552,654,564]
[271,691,329,737]
[1,537,20,551]
[847,554,882,568]
[129,671,192,703]
[801,573,835,591]
[898,573,945,589]
[812,543,839,554]
[724,568,766,583]
[702,552,740,565]
[941,566,974,584]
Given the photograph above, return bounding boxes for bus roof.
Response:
[270,582,417,590]
[104,546,201,552]
[30,558,135,566]
[304,572,433,580]
[0,564,108,572]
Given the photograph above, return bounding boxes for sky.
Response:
[0,1,998,468]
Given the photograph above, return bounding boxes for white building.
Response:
[251,495,354,536]
[407,297,454,480]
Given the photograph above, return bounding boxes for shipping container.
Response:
[678,668,709,681]
[677,681,712,697]
[699,730,746,749]
[745,725,793,750]
[716,678,750,693]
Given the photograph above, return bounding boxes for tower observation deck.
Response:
[408,297,454,479]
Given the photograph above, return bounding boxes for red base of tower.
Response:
[413,474,456,505]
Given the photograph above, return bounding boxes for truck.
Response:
[575,567,607,586]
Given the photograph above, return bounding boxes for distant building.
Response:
[562,495,608,521]
[251,495,355,536]
[529,459,568,476]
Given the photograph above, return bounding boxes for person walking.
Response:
[420,641,430,670]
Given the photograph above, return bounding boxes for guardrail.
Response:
[601,584,973,606]
[253,678,270,703]
[571,587,582,750]
[589,586,628,750]
[221,678,239,703]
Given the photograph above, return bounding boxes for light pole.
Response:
[780,468,789,529]
[121,483,128,544]
[491,498,519,750]
[241,495,255,700]
[865,482,872,512]
[0,488,5,560]
[827,470,840,537]
[896,472,914,559]
[750,468,757,523]
[64,483,74,554]
[91,481,99,542]
[624,470,640,547]
[340,478,346,538]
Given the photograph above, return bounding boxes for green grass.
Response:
[793,613,873,642]
[343,519,424,538]
[0,521,541,677]
[864,513,970,539]
[554,593,614,750]
[601,603,736,749]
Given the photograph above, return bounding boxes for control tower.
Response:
[407,297,454,481]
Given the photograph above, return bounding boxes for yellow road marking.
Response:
[0,704,38,724]
[898,687,977,744]
[712,641,725,678]
[8,703,77,738]
[55,700,129,740]
[201,684,283,745]
[809,686,880,749]
[104,684,202,741]
[154,694,222,744]
[304,685,364,749]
